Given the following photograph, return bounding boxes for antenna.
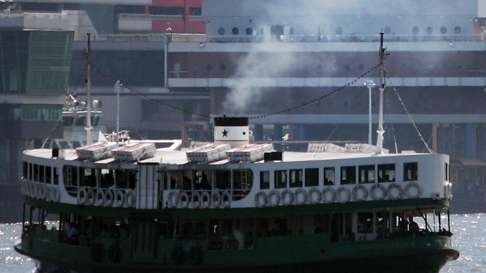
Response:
[85,33,93,145]
[376,32,387,154]
[115,80,121,137]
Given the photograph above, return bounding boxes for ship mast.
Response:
[376,32,387,154]
[85,33,93,145]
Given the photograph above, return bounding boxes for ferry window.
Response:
[46,166,52,183]
[403,162,418,181]
[128,171,137,189]
[359,165,375,184]
[232,169,253,200]
[22,162,28,179]
[375,211,389,238]
[215,170,231,190]
[274,170,287,188]
[445,163,449,181]
[80,168,96,187]
[232,27,239,35]
[34,164,40,182]
[29,163,33,180]
[62,116,73,126]
[289,169,303,188]
[324,167,335,185]
[100,169,114,188]
[63,166,78,186]
[340,166,356,185]
[378,164,395,182]
[260,171,270,189]
[357,212,373,233]
[40,166,45,183]
[194,170,211,190]
[53,168,58,185]
[305,168,319,187]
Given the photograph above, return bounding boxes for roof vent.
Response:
[186,143,231,163]
[227,143,273,162]
[112,142,156,161]
[76,142,118,161]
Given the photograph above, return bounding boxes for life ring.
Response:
[387,184,404,200]
[200,191,211,208]
[177,192,190,209]
[95,189,105,206]
[336,187,351,203]
[77,187,88,205]
[210,191,221,208]
[267,190,280,207]
[404,182,421,199]
[370,184,387,200]
[308,188,322,204]
[352,185,369,201]
[280,190,295,206]
[113,189,125,208]
[321,188,336,203]
[295,189,308,205]
[167,191,179,208]
[191,191,202,209]
[86,187,96,206]
[255,191,268,208]
[104,189,114,207]
[124,190,136,208]
[221,191,231,208]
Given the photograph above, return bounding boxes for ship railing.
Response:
[75,186,136,209]
[165,189,232,209]
[20,178,61,203]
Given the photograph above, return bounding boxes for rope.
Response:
[392,88,432,153]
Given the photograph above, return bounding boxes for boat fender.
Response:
[280,190,295,206]
[104,189,114,207]
[124,190,136,208]
[254,191,268,208]
[95,189,105,207]
[268,190,280,207]
[200,191,211,208]
[77,187,88,205]
[171,246,186,265]
[86,187,96,206]
[370,184,387,200]
[404,182,421,199]
[113,189,125,208]
[177,192,190,209]
[295,189,308,205]
[167,191,179,208]
[321,188,336,203]
[191,191,202,209]
[386,184,404,200]
[352,185,369,201]
[221,191,231,208]
[210,191,221,208]
[188,245,204,265]
[308,188,322,204]
[336,187,351,203]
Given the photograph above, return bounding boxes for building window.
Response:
[426,26,433,34]
[149,6,184,15]
[341,166,356,185]
[412,26,419,35]
[46,166,52,183]
[274,170,287,188]
[260,171,270,189]
[324,167,335,185]
[289,169,303,188]
[454,26,462,34]
[378,164,395,182]
[440,26,447,34]
[445,163,449,181]
[218,27,225,35]
[305,168,319,187]
[232,27,240,35]
[403,162,418,181]
[22,162,28,179]
[358,212,374,233]
[246,27,253,35]
[359,165,375,184]
[189,7,201,16]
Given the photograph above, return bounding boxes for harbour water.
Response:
[0,214,485,273]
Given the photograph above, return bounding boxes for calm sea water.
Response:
[0,214,485,273]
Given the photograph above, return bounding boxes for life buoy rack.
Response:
[113,189,125,208]
[200,191,211,208]
[352,185,369,201]
[167,191,179,208]
[321,188,336,203]
[210,191,221,208]
[370,184,387,200]
[95,189,105,206]
[221,191,231,208]
[254,191,268,208]
[191,191,202,209]
[387,184,404,200]
[77,187,88,205]
[268,190,280,207]
[104,189,114,207]
[404,182,421,199]
[280,190,294,206]
[336,187,351,203]
[177,192,190,209]
[308,188,322,204]
[295,189,308,205]
[124,190,136,208]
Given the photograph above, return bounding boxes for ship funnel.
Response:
[213,116,249,147]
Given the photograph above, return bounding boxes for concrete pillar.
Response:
[273,124,283,141]
[464,123,476,158]
[253,124,263,141]
[431,123,439,152]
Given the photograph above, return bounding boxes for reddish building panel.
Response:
[186,20,206,33]
[153,19,186,32]
[152,0,202,7]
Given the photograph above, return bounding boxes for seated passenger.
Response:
[408,217,419,233]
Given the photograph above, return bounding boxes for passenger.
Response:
[398,217,409,232]
[408,217,419,233]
